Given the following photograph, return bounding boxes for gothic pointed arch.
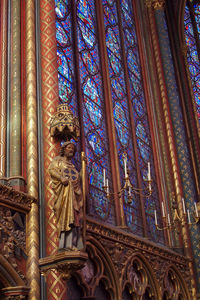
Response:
[72,237,120,299]
[121,252,161,299]
[162,265,191,300]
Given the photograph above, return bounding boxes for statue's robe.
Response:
[49,156,83,235]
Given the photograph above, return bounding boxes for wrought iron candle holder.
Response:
[102,153,152,203]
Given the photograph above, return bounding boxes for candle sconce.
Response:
[154,196,200,231]
[102,153,152,204]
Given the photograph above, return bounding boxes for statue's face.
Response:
[64,144,75,158]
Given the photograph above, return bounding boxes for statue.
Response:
[49,141,84,250]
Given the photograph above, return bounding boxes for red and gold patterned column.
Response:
[40,1,66,299]
[25,0,40,299]
[0,0,7,177]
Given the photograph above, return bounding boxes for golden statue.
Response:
[49,141,83,250]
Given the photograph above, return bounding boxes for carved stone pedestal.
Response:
[39,250,88,280]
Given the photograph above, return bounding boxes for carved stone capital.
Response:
[39,250,88,280]
[145,0,165,9]
[0,184,36,213]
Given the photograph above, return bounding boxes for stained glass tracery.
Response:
[121,0,163,242]
[55,0,78,115]
[76,0,115,222]
[102,0,143,235]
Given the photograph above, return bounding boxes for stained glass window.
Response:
[55,0,164,243]
[119,0,163,241]
[184,1,200,123]
[76,0,115,223]
[102,0,142,235]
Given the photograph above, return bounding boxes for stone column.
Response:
[10,0,21,177]
[0,0,8,177]
[26,0,40,299]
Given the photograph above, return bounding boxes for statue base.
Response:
[39,249,88,280]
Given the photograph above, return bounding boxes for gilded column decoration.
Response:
[40,0,66,298]
[25,0,40,299]
[146,3,198,297]
[10,0,21,177]
[145,0,165,9]
[0,0,7,177]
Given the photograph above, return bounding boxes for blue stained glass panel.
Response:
[82,51,98,75]
[55,0,68,18]
[134,98,144,117]
[56,23,69,46]
[112,79,124,99]
[127,50,140,80]
[57,50,73,82]
[88,132,105,156]
[113,103,129,146]
[79,23,95,48]
[136,122,149,145]
[83,78,101,105]
[189,63,198,75]
[124,28,135,46]
[84,99,102,127]
[104,6,117,25]
[55,1,78,114]
[58,73,73,101]
[184,3,200,125]
[77,0,95,48]
[106,27,121,59]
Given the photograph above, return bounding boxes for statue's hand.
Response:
[61,176,69,185]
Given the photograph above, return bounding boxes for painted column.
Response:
[25,0,40,299]
[10,0,21,177]
[40,1,66,299]
[145,0,199,297]
[0,0,7,177]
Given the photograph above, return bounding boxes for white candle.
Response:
[147,162,151,181]
[194,202,199,217]
[161,202,165,217]
[154,210,158,226]
[167,214,171,226]
[182,198,186,214]
[103,169,106,187]
[124,157,127,177]
[187,209,191,224]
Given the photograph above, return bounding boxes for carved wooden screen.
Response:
[184,0,200,124]
[55,0,164,243]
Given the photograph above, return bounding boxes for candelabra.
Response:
[154,196,200,231]
[102,153,152,203]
